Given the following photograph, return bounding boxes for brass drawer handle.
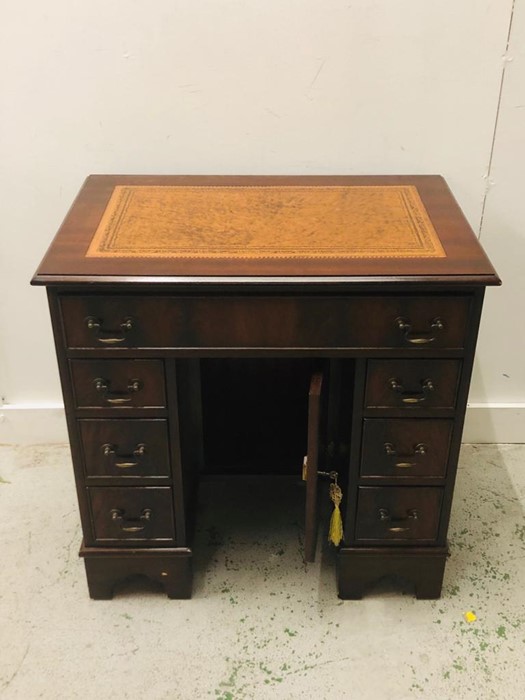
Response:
[102,443,146,468]
[378,508,419,533]
[93,378,143,404]
[388,378,434,404]
[396,316,444,345]
[384,442,427,468]
[85,316,134,344]
[110,507,152,533]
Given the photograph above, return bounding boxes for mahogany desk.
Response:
[32,175,500,599]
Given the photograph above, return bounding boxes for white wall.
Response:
[0,0,523,442]
[465,0,525,441]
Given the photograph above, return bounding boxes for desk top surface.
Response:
[33,175,499,287]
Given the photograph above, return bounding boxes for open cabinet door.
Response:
[304,372,324,563]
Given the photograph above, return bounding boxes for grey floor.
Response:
[0,443,524,700]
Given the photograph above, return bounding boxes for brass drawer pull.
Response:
[384,442,427,468]
[110,507,152,533]
[85,316,134,344]
[102,443,146,468]
[388,378,434,404]
[93,378,143,404]
[396,316,444,345]
[378,508,419,533]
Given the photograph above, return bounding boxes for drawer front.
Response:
[360,419,453,479]
[355,487,443,542]
[61,295,470,350]
[71,360,166,409]
[365,360,461,410]
[88,487,175,543]
[79,419,170,480]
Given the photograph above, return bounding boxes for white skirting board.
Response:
[461,403,525,445]
[0,402,524,446]
[0,404,68,446]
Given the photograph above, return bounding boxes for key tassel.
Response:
[328,482,344,546]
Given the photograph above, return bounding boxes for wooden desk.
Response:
[32,175,499,599]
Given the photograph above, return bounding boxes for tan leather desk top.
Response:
[86,184,445,260]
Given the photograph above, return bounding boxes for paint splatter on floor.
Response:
[0,444,524,699]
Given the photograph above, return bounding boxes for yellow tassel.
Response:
[328,482,344,546]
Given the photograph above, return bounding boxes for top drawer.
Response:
[60,295,471,350]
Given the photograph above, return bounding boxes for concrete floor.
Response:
[0,444,524,699]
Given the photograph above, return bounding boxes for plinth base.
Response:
[80,543,193,600]
[337,545,448,600]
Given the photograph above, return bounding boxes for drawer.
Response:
[88,487,176,543]
[355,487,443,542]
[79,419,170,480]
[60,295,470,350]
[365,360,461,410]
[70,360,166,409]
[360,419,453,479]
